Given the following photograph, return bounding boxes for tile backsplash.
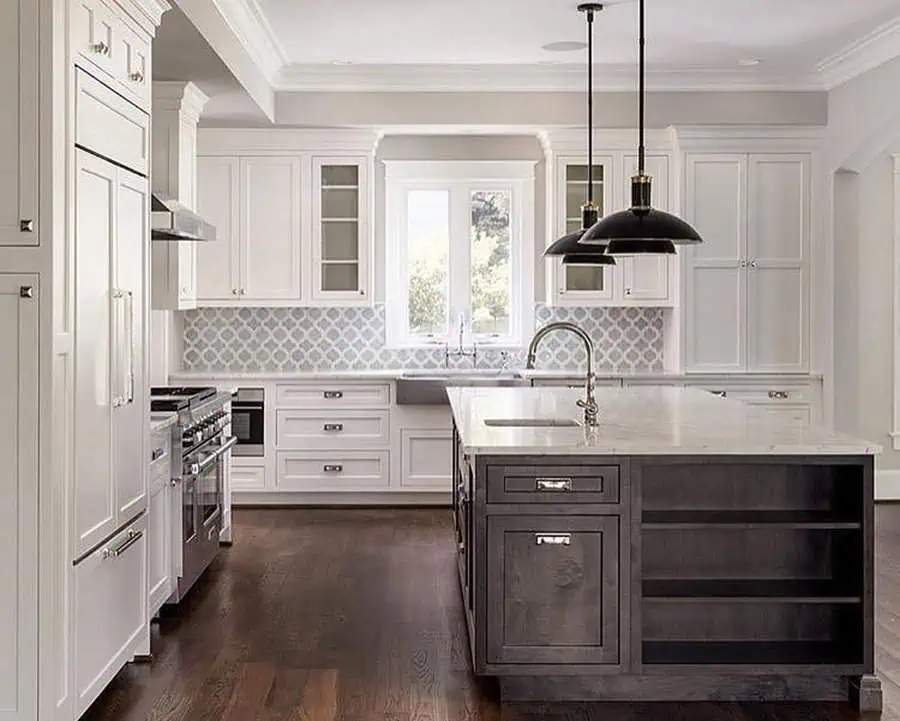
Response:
[182,305,666,373]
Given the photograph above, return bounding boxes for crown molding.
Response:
[273,62,823,93]
[210,0,286,80]
[113,0,170,34]
[152,82,210,124]
[198,127,384,156]
[817,15,900,90]
[672,125,826,152]
[538,128,675,156]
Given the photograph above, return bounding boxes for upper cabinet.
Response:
[0,0,38,246]
[547,149,676,308]
[195,131,378,307]
[683,151,811,373]
[71,0,151,111]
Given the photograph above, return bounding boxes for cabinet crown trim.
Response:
[539,128,675,156]
[673,125,825,152]
[113,0,170,33]
[152,82,210,120]
[198,128,384,155]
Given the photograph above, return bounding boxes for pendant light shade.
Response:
[543,3,615,266]
[578,0,703,254]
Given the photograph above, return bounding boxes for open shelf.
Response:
[642,640,861,666]
[642,510,861,529]
[643,578,861,603]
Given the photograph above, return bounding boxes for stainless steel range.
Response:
[151,386,235,603]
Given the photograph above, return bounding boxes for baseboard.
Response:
[232,491,452,507]
[876,470,900,501]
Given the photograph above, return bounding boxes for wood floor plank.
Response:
[222,662,277,721]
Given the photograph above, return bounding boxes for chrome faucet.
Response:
[525,321,598,426]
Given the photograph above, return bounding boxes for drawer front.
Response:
[276,409,390,449]
[275,383,390,409]
[276,451,390,491]
[487,464,620,504]
[74,514,148,715]
[72,0,117,82]
[76,69,149,174]
[486,515,620,665]
[231,464,267,492]
[115,23,150,109]
[692,384,814,404]
[148,431,171,482]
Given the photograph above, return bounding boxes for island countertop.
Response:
[447,385,881,456]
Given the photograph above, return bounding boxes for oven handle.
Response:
[197,436,238,472]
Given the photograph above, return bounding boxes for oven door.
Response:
[195,436,238,529]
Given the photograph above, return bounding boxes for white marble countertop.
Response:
[150,412,178,433]
[447,386,879,456]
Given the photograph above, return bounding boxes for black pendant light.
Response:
[544,3,615,266]
[578,0,703,254]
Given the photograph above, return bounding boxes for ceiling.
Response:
[258,0,899,71]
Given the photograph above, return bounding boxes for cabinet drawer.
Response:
[75,69,149,174]
[276,451,389,491]
[231,464,267,492]
[116,23,149,109]
[486,464,620,504]
[693,385,814,404]
[751,402,812,427]
[276,409,390,449]
[74,514,148,715]
[71,0,117,82]
[486,515,620,665]
[275,383,390,409]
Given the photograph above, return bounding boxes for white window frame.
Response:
[384,161,535,349]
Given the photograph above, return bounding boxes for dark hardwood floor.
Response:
[82,505,900,721]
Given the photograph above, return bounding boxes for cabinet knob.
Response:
[19,286,34,299]
[750,260,759,269]
[90,41,108,55]
[232,289,238,295]
[625,288,632,296]
[129,71,144,83]
[19,219,34,233]
[240,288,246,295]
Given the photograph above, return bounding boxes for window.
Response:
[385,161,535,348]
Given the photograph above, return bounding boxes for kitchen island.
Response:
[448,385,881,709]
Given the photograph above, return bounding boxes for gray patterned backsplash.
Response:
[182,305,666,373]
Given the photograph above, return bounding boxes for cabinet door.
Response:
[114,169,148,525]
[486,515,620,665]
[148,481,172,616]
[400,429,453,490]
[179,243,197,306]
[312,158,369,303]
[554,157,615,304]
[0,0,38,246]
[71,0,117,82]
[0,273,38,721]
[684,154,747,372]
[746,154,809,372]
[196,156,241,302]
[240,156,302,301]
[620,154,672,304]
[74,150,116,557]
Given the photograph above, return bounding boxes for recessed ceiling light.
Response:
[542,41,588,52]
[739,58,761,67]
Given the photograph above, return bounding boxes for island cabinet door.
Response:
[486,515,620,666]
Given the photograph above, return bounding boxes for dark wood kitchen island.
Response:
[448,385,881,710]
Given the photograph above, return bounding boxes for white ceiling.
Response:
[258,0,900,70]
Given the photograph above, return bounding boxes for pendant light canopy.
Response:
[578,0,703,253]
[543,3,615,266]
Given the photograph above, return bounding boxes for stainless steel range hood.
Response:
[151,194,216,242]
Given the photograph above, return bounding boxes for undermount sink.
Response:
[395,369,527,405]
[484,417,581,428]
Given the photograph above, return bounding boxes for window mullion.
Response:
[448,183,471,334]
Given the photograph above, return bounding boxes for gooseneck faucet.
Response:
[525,321,599,426]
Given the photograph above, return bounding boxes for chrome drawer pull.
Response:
[90,41,108,55]
[536,534,571,546]
[323,390,343,399]
[536,478,572,491]
[323,423,344,432]
[768,390,790,400]
[151,447,166,462]
[323,464,343,473]
[710,390,727,398]
[208,526,217,541]
[104,529,143,559]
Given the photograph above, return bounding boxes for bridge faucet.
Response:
[525,321,598,427]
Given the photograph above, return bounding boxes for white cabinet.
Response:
[549,153,675,307]
[400,429,453,490]
[0,274,39,721]
[683,153,810,373]
[196,156,240,302]
[0,0,38,247]
[73,514,148,717]
[73,149,148,557]
[196,156,302,304]
[71,0,151,111]
[311,158,370,302]
[148,427,173,618]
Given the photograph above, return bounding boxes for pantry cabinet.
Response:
[683,152,810,373]
[548,153,676,307]
[0,274,39,721]
[0,0,38,247]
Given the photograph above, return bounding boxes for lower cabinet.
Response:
[276,451,390,491]
[400,429,453,490]
[485,515,620,666]
[231,462,267,492]
[147,427,173,618]
[74,513,148,716]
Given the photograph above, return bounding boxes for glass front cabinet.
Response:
[549,153,675,307]
[311,157,370,303]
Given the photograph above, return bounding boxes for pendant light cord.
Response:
[638,0,645,176]
[586,6,594,206]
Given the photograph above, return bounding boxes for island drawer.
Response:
[486,464,620,504]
